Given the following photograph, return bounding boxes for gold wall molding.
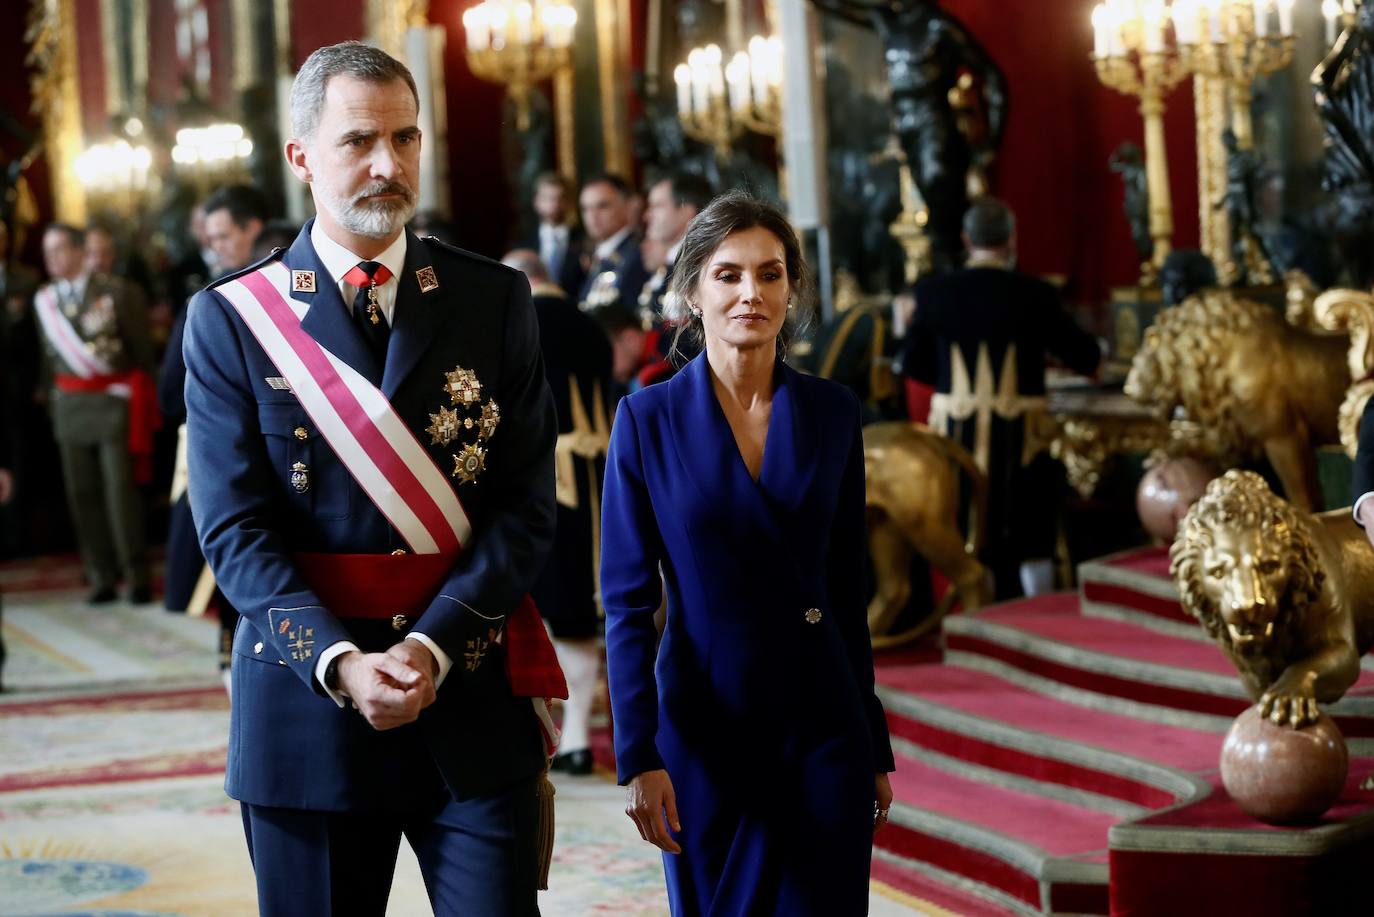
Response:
[27,0,86,223]
[594,0,630,176]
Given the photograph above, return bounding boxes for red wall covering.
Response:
[74,0,107,137]
[429,0,515,254]
[289,0,366,69]
[945,0,1200,307]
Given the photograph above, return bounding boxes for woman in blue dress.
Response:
[601,191,895,915]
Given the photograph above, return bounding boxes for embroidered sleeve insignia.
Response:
[444,367,482,407]
[426,406,461,446]
[452,442,487,485]
[287,625,316,662]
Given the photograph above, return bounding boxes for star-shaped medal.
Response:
[478,399,501,441]
[452,443,486,485]
[426,406,461,446]
[444,367,482,407]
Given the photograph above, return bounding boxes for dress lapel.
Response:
[382,231,449,398]
[757,362,818,522]
[665,355,792,553]
[287,221,381,383]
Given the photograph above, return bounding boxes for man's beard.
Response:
[315,176,417,240]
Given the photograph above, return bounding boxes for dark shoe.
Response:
[551,749,593,776]
[130,586,153,605]
[88,587,117,605]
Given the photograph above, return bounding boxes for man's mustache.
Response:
[353,182,414,206]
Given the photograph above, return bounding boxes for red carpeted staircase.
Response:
[869,547,1374,916]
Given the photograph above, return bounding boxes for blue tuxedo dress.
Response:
[601,354,896,916]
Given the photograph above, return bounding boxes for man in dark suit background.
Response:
[900,198,1102,600]
[504,248,612,776]
[638,171,713,327]
[577,173,649,317]
[161,184,267,691]
[520,171,586,298]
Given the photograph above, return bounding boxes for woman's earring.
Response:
[787,298,795,311]
[690,304,702,318]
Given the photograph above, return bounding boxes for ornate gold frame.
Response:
[27,0,86,223]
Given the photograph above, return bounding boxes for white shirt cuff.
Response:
[314,640,360,708]
[407,632,453,688]
[1354,492,1374,528]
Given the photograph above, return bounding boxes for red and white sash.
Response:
[34,285,120,383]
[216,261,470,556]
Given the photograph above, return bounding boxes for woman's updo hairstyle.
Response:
[664,189,814,361]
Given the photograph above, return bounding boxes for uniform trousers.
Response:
[240,771,541,917]
[57,435,148,592]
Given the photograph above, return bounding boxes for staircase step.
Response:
[877,665,1215,810]
[1077,547,1204,638]
[883,756,1114,914]
[943,596,1374,742]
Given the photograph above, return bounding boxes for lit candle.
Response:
[1172,0,1197,47]
[1275,0,1294,36]
[748,36,769,107]
[1092,4,1106,57]
[726,51,750,114]
[462,6,490,53]
[1324,0,1341,43]
[704,44,724,102]
[514,2,533,45]
[1143,0,1166,53]
[688,48,709,114]
[1253,0,1269,38]
[674,63,691,115]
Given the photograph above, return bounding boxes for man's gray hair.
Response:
[290,41,420,141]
[501,249,551,284]
[963,197,1016,249]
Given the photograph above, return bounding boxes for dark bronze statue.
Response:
[810,0,1008,272]
[1215,128,1277,285]
[1109,141,1153,265]
[1159,249,1218,307]
[1313,4,1374,288]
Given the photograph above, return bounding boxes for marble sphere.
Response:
[1137,457,1213,540]
[1220,705,1349,825]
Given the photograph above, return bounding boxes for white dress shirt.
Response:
[538,222,570,278]
[592,225,633,263]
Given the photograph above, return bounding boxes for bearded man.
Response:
[183,41,565,915]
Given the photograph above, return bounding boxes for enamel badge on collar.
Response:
[291,270,316,293]
[416,266,439,293]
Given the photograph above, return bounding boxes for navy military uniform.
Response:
[184,221,557,915]
[900,263,1101,598]
[577,229,650,319]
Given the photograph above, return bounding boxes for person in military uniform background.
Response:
[900,198,1101,600]
[504,248,613,776]
[37,223,156,604]
[576,173,649,317]
[184,42,563,915]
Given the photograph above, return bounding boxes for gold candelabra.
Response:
[462,0,576,132]
[674,34,782,161]
[1092,2,1191,283]
[1175,1,1296,284]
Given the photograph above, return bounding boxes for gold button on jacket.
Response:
[804,608,823,624]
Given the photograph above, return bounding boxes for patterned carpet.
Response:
[0,580,931,916]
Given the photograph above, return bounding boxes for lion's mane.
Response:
[1169,470,1324,656]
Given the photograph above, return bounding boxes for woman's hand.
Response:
[626,769,682,854]
[874,773,894,831]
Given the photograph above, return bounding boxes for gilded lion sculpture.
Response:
[1125,290,1348,512]
[1169,470,1374,728]
[864,422,989,647]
